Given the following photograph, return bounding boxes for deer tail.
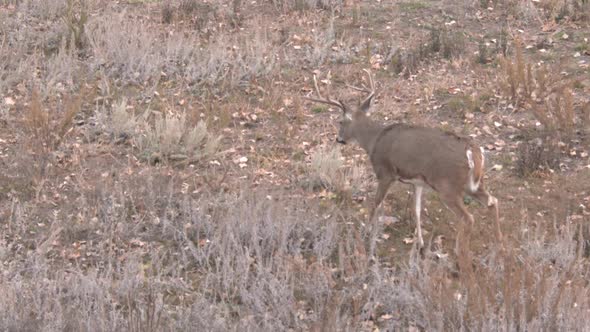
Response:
[466,146,485,193]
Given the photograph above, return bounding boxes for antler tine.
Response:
[346,69,375,96]
[345,83,371,93]
[312,74,323,99]
[358,69,375,106]
[304,74,345,110]
[363,68,375,93]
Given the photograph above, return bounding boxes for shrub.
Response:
[498,38,576,137]
[308,145,344,190]
[515,138,561,178]
[137,112,221,164]
[109,98,137,140]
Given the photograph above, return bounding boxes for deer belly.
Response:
[399,177,431,189]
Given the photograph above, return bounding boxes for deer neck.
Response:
[354,117,385,154]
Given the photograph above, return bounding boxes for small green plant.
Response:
[311,106,327,114]
[446,95,476,115]
[398,1,429,11]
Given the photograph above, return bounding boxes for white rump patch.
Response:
[480,146,485,166]
[466,148,480,192]
[466,149,475,169]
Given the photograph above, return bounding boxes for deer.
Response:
[305,70,502,252]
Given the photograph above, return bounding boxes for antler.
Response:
[347,69,375,106]
[304,74,345,110]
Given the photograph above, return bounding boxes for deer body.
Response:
[368,124,484,197]
[306,70,501,250]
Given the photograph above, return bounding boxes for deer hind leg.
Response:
[439,192,475,256]
[471,183,503,244]
[413,185,425,249]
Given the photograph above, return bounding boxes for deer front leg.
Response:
[369,176,393,222]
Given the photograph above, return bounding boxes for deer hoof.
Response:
[488,196,498,207]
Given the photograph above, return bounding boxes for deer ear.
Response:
[359,94,374,114]
[339,101,353,120]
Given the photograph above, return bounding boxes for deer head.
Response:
[305,70,376,146]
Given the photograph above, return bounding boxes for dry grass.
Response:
[308,144,344,190]
[0,177,588,330]
[389,26,465,77]
[515,137,561,178]
[136,111,221,164]
[498,37,577,137]
[25,87,81,152]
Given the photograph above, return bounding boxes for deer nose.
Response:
[336,136,346,144]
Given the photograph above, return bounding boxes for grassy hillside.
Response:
[0,0,589,330]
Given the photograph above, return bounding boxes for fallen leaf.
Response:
[233,156,248,164]
[403,237,415,244]
[130,239,145,247]
[4,97,15,105]
[378,215,399,225]
[379,314,394,321]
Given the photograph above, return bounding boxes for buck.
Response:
[305,70,502,250]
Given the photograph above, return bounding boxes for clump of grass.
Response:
[311,106,328,114]
[477,40,488,64]
[25,88,50,146]
[269,0,343,13]
[531,86,575,136]
[498,37,576,138]
[398,1,429,12]
[342,161,370,197]
[305,18,335,67]
[25,88,81,151]
[582,101,590,134]
[446,95,477,115]
[515,138,561,178]
[498,37,535,104]
[109,99,137,140]
[63,0,88,51]
[161,3,174,24]
[308,145,344,190]
[137,112,221,164]
[538,0,590,22]
[389,26,464,77]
